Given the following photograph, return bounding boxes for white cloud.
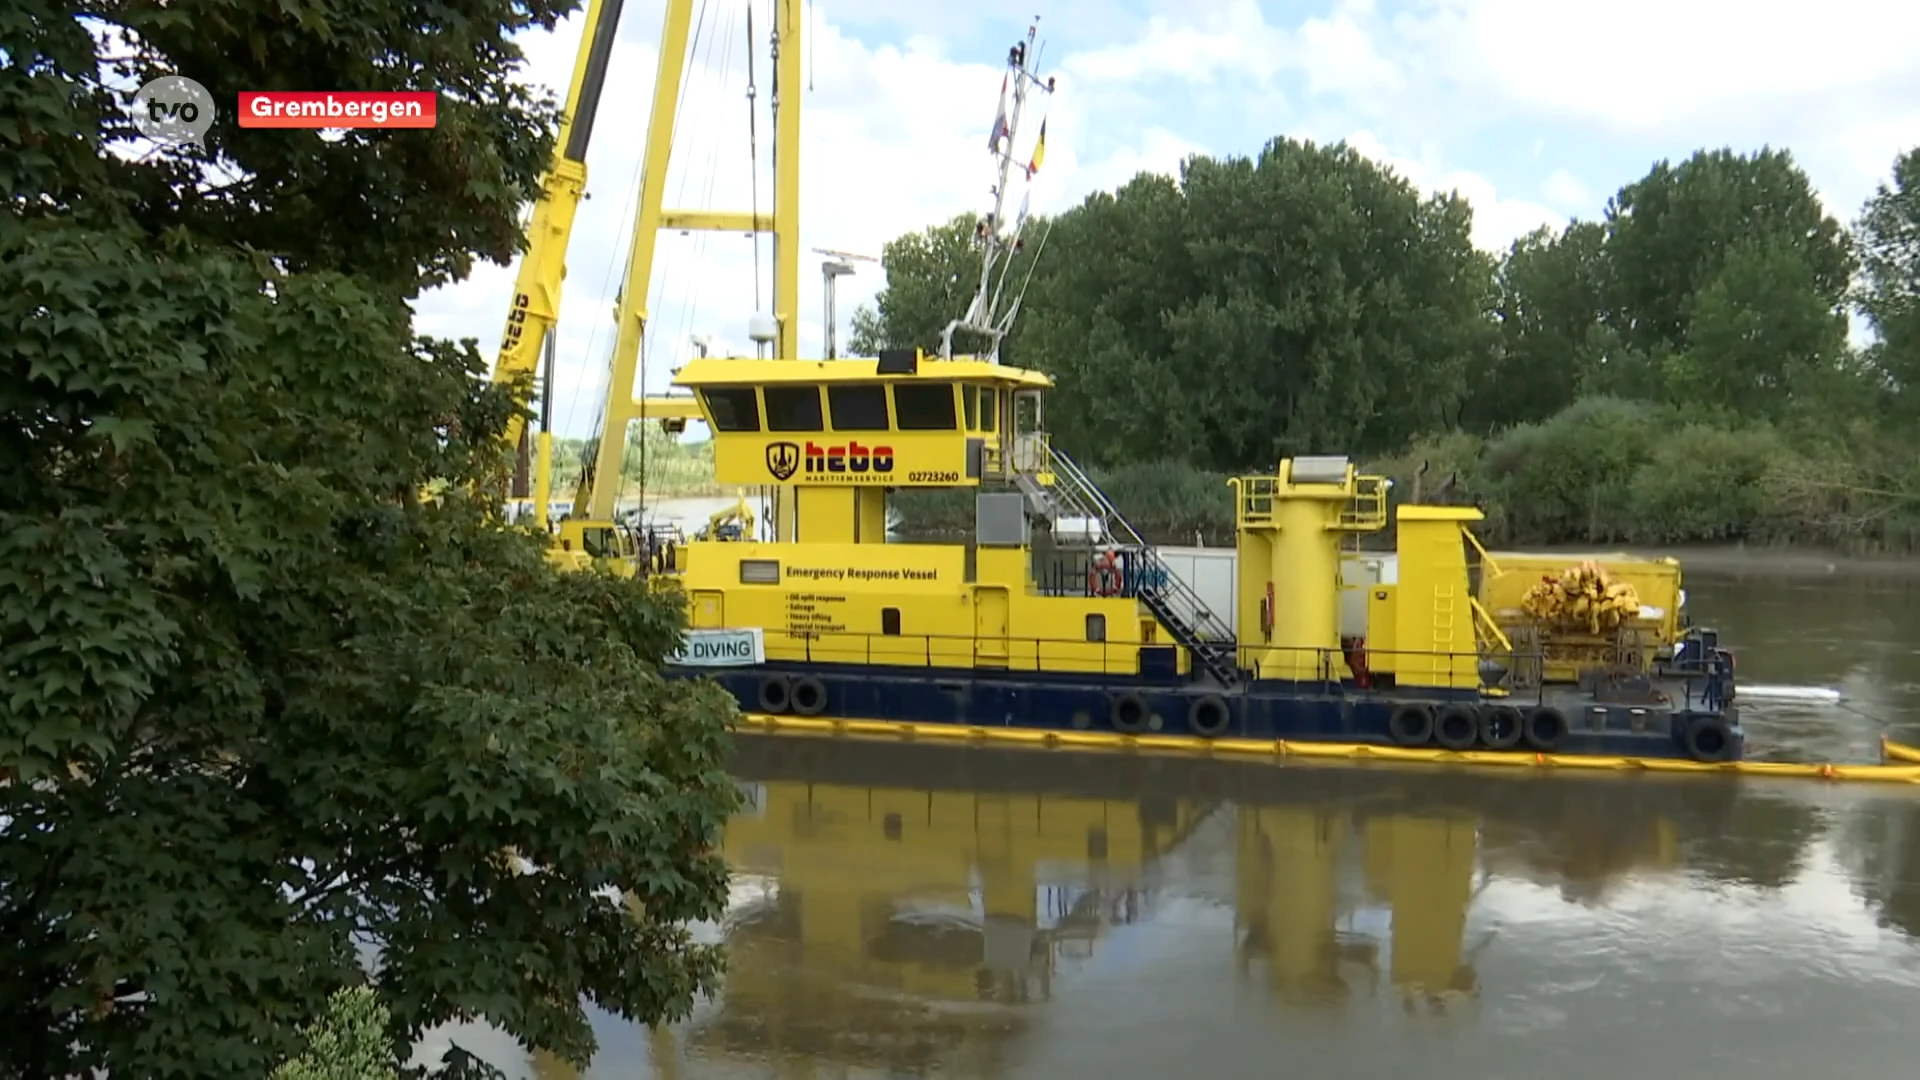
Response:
[1063,0,1401,102]
[1392,0,1920,216]
[1406,0,1920,136]
[1062,1,1290,85]
[1345,130,1563,250]
[1541,169,1590,213]
[1058,0,1559,246]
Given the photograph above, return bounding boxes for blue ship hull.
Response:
[668,660,1745,763]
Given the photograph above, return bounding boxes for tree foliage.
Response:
[847,212,1041,359]
[862,141,1920,551]
[852,139,1494,470]
[1463,221,1611,432]
[1856,147,1920,419]
[2,1,739,1077]
[271,987,397,1080]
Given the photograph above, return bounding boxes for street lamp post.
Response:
[822,258,855,359]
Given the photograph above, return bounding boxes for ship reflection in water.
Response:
[524,735,1920,1079]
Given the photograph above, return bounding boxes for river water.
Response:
[428,567,1920,1078]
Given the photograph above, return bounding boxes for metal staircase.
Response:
[1014,439,1242,687]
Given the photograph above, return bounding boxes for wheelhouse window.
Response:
[893,382,958,431]
[962,386,978,430]
[702,387,761,431]
[828,384,890,430]
[764,385,824,431]
[978,386,997,432]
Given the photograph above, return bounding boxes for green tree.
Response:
[1015,173,1199,465]
[1463,221,1612,433]
[848,213,1041,358]
[1597,147,1854,409]
[1,2,739,1078]
[1671,237,1853,423]
[1012,138,1494,469]
[1855,146,1920,418]
[271,987,397,1080]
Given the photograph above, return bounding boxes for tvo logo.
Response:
[805,440,894,476]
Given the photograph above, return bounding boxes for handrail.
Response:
[1340,475,1389,530]
[732,625,1537,699]
[1462,527,1503,578]
[1044,445,1237,647]
[1468,596,1513,653]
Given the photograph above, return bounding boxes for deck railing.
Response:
[722,626,1544,703]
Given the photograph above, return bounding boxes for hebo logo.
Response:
[804,440,894,476]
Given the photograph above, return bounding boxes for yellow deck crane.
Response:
[483,0,627,566]
[489,0,791,572]
[695,493,757,542]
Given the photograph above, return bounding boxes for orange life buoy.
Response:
[1088,551,1120,597]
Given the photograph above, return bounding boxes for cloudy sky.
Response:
[410,0,1920,437]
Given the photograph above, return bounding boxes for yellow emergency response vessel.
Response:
[492,0,1749,765]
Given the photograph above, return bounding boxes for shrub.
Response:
[271,987,396,1080]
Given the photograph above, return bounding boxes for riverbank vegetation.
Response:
[545,425,724,502]
[862,142,1920,553]
[2,2,739,1077]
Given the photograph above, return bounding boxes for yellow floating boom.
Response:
[744,713,1920,787]
[1884,736,1920,765]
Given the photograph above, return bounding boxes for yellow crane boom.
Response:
[489,0,626,502]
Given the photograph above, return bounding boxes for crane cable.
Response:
[646,0,736,523]
[746,1,762,312]
[643,0,733,521]
[664,2,736,373]
[598,0,726,519]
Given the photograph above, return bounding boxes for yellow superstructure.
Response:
[667,351,1177,677]
[1231,459,1389,681]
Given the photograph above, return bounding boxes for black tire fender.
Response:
[1188,694,1232,738]
[1110,692,1151,734]
[790,676,828,717]
[1434,704,1478,751]
[1683,714,1736,762]
[1478,704,1524,750]
[756,675,792,714]
[1523,706,1569,752]
[1388,703,1433,746]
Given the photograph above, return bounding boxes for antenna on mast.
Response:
[940,17,1056,364]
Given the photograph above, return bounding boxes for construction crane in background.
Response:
[813,247,878,358]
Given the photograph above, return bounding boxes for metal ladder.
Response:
[1015,441,1241,687]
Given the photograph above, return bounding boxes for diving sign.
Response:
[668,628,765,666]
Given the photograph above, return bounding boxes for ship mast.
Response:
[940,19,1055,363]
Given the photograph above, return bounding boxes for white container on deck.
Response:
[1053,516,1108,545]
[1144,548,1399,640]
[1153,546,1239,627]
